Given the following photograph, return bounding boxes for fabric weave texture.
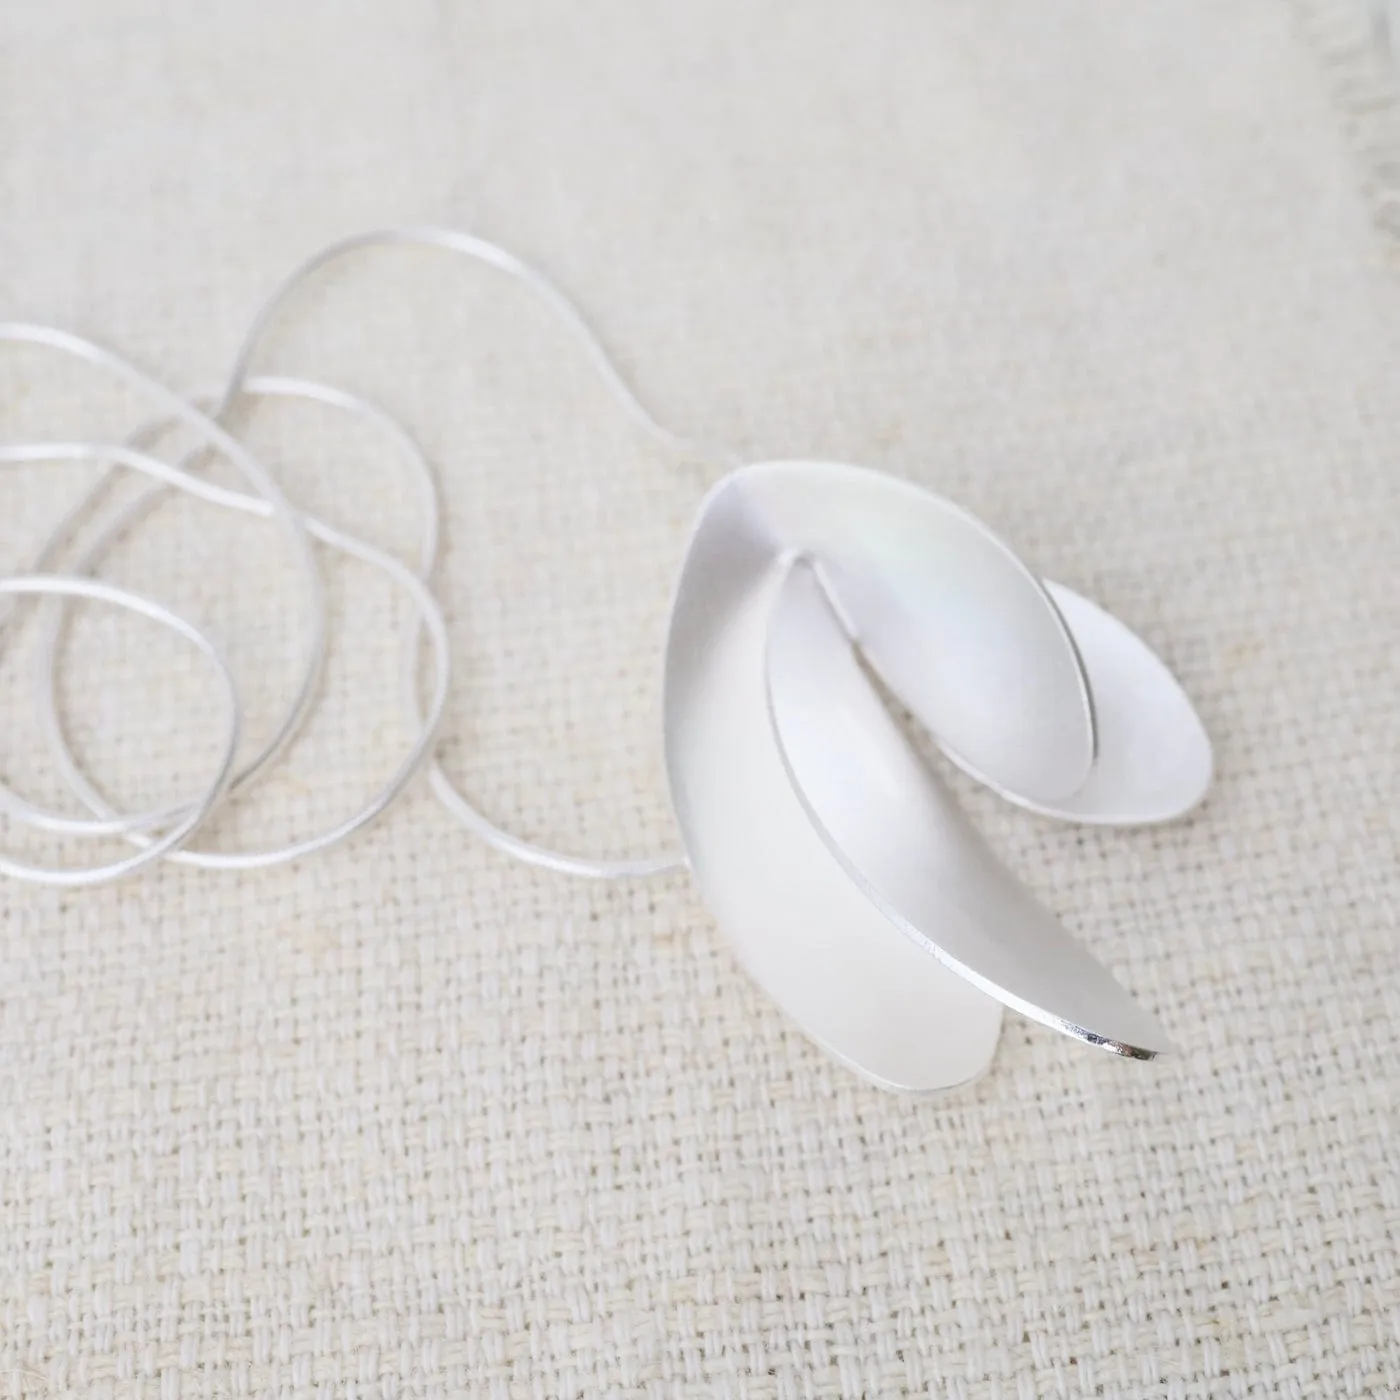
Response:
[1,2,1398,1396]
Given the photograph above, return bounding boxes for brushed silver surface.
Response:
[661,462,1204,1084]
[764,560,1174,1058]
[736,461,1098,807]
[1013,583,1214,825]
[663,478,1004,1092]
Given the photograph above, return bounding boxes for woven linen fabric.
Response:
[2,1,1399,1396]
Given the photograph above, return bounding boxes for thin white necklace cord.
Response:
[0,229,725,884]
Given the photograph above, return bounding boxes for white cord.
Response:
[0,228,727,884]
[0,575,241,887]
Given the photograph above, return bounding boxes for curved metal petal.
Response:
[763,558,1175,1059]
[662,462,1198,1085]
[663,477,1004,1092]
[735,461,1097,806]
[1013,583,1214,825]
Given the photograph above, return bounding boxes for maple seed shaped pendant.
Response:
[662,461,1212,1093]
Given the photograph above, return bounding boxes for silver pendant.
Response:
[663,461,1211,1091]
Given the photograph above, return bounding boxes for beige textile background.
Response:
[2,1,1399,1396]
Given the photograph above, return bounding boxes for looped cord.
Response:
[0,228,728,884]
